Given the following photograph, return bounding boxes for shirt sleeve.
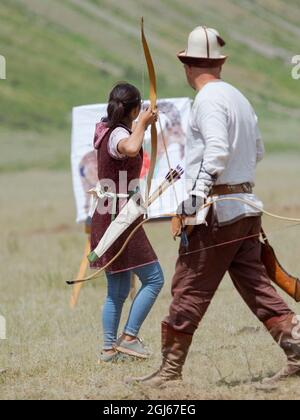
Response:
[254,114,265,163]
[108,127,130,159]
[195,98,230,178]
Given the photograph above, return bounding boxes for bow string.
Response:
[141,17,158,201]
[67,20,300,287]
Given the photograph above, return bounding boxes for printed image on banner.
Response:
[71,98,191,223]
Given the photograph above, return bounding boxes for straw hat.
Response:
[177,26,227,67]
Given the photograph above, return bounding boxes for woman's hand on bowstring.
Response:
[139,107,158,130]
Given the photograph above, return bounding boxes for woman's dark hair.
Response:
[104,83,141,129]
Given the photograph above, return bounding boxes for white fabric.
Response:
[213,193,263,226]
[88,181,129,218]
[185,80,264,225]
[179,26,226,59]
[185,199,211,226]
[93,196,146,258]
[71,98,192,222]
[92,163,185,259]
[108,127,129,159]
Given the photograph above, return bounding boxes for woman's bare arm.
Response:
[118,108,157,157]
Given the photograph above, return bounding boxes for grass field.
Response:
[0,0,300,401]
[0,155,299,400]
[1,0,300,151]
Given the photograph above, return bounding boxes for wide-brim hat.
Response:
[177,26,227,68]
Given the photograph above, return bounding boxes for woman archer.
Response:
[90,82,164,362]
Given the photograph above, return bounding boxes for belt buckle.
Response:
[242,183,251,193]
[228,185,235,193]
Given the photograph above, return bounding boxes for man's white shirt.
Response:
[186,80,264,225]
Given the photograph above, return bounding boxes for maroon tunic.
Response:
[90,122,157,273]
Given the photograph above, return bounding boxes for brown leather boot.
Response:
[263,314,300,384]
[125,322,193,388]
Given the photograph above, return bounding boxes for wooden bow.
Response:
[67,18,160,290]
[141,17,158,199]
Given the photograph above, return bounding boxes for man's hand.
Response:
[177,194,205,216]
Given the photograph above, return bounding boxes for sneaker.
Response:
[115,337,151,359]
[97,351,129,364]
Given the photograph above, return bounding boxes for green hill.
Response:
[0,0,300,172]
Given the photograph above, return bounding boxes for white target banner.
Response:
[71,98,192,223]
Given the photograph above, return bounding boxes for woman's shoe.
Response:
[97,350,129,364]
[115,337,151,359]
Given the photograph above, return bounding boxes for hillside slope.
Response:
[0,0,299,156]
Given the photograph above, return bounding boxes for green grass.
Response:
[1,0,300,401]
[0,0,299,149]
[0,156,300,400]
[0,0,299,177]
[0,129,71,173]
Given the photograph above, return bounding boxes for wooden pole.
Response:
[70,238,91,308]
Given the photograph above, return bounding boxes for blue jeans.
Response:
[102,262,164,350]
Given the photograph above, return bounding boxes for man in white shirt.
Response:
[129,26,299,387]
[182,77,264,225]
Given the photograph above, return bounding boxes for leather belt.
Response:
[210,182,253,196]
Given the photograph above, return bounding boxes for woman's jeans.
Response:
[102,262,164,350]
